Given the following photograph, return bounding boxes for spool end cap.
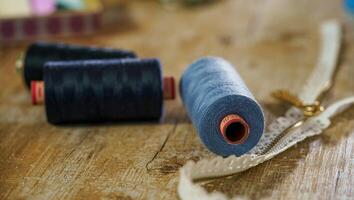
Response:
[219,114,250,145]
[163,76,175,100]
[31,81,44,105]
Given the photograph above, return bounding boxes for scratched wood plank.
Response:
[0,0,353,199]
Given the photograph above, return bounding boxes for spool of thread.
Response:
[180,57,264,156]
[41,58,175,124]
[18,42,137,88]
[31,76,175,105]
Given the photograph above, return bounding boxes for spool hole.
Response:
[224,122,247,144]
[220,114,249,144]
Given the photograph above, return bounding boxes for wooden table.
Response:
[1,0,353,199]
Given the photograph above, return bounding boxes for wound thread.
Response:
[32,77,175,105]
[43,58,168,124]
[22,42,137,87]
[180,57,264,156]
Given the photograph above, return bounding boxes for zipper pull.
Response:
[272,90,324,117]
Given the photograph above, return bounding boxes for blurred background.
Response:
[0,0,351,45]
[0,0,222,45]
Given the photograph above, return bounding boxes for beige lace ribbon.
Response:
[178,20,353,200]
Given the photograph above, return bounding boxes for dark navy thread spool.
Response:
[31,76,175,105]
[180,57,265,156]
[17,42,137,88]
[34,58,175,124]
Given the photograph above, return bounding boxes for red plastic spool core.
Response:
[31,81,44,105]
[219,114,250,144]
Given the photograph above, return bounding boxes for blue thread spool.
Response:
[180,57,265,156]
[345,0,354,15]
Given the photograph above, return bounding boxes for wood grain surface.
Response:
[0,0,353,199]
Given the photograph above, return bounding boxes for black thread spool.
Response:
[42,58,174,124]
[18,42,137,88]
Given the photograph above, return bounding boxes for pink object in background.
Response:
[0,0,109,43]
[0,12,102,43]
[31,0,56,16]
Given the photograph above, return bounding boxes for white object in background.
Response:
[0,0,32,18]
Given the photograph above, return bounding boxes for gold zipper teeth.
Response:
[259,90,325,155]
[259,119,305,155]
